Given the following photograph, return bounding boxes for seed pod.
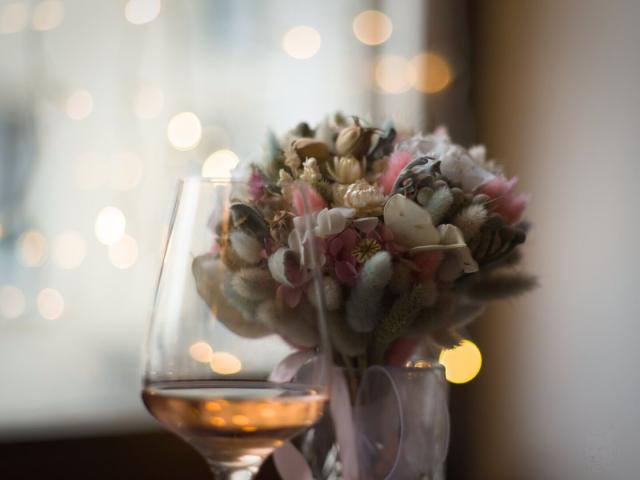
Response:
[336,119,376,158]
[293,138,330,162]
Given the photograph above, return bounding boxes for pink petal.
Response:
[380,150,412,195]
[328,236,344,257]
[335,261,358,287]
[413,251,444,281]
[339,228,359,251]
[293,186,327,215]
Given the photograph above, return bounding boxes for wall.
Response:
[471,1,640,478]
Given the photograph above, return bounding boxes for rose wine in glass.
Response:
[142,179,331,479]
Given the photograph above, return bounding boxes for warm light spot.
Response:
[201,149,240,179]
[18,230,48,267]
[190,341,213,363]
[52,231,86,269]
[231,415,249,426]
[282,26,321,60]
[0,3,29,34]
[259,406,277,418]
[411,52,452,94]
[413,359,431,369]
[0,285,26,319]
[352,10,392,46]
[108,152,144,190]
[374,55,416,94]
[31,0,63,31]
[242,426,257,432]
[205,401,222,412]
[94,207,126,246]
[125,0,161,25]
[210,352,242,375]
[209,416,226,427]
[167,112,202,151]
[73,152,106,189]
[108,234,138,269]
[65,89,93,120]
[0,223,4,238]
[134,86,164,119]
[439,339,482,384]
[37,288,64,320]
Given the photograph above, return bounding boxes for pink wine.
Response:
[143,381,327,467]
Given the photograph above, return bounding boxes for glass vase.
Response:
[299,364,450,480]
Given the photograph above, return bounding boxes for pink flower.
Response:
[412,251,444,282]
[326,228,359,286]
[248,170,266,201]
[477,176,529,224]
[380,150,412,195]
[292,185,327,216]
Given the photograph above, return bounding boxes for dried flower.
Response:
[346,251,393,332]
[277,169,294,198]
[335,118,376,158]
[300,157,323,184]
[343,179,385,216]
[270,210,294,246]
[293,138,330,163]
[283,142,302,173]
[315,207,355,238]
[327,156,363,184]
[352,238,381,264]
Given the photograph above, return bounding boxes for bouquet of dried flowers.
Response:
[193,114,535,370]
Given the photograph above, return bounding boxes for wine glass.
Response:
[142,178,331,479]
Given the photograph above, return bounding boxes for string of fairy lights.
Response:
[0,0,480,383]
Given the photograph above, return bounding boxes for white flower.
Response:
[396,130,451,159]
[383,194,478,273]
[314,207,355,238]
[288,215,326,266]
[439,145,495,191]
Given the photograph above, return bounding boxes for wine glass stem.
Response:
[210,467,255,480]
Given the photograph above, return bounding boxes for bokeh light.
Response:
[94,207,126,246]
[52,231,86,270]
[411,52,452,94]
[108,152,144,191]
[189,341,213,363]
[124,0,161,25]
[18,230,48,267]
[167,112,202,151]
[282,26,321,60]
[374,54,416,94]
[210,352,242,375]
[134,85,164,119]
[439,339,483,384]
[66,89,94,120]
[0,3,29,34]
[37,288,64,320]
[108,234,139,269]
[352,10,392,46]
[231,414,249,426]
[0,285,26,319]
[31,0,63,31]
[202,149,240,179]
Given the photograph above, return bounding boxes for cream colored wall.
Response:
[472,1,640,478]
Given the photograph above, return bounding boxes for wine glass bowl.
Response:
[142,178,330,478]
